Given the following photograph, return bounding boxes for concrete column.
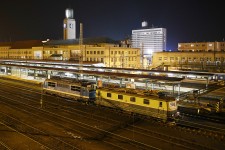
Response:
[34,69,36,79]
[172,84,175,96]
[206,77,209,89]
[178,83,180,97]
[120,78,122,87]
[96,76,99,85]
[145,80,148,90]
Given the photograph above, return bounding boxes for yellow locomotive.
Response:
[95,88,179,121]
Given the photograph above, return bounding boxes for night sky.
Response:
[1,0,225,50]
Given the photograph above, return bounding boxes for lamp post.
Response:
[40,82,43,108]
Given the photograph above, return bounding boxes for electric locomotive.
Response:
[43,77,96,102]
[95,88,179,121]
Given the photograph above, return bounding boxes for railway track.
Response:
[0,89,159,149]
[0,117,49,150]
[176,114,225,141]
[181,112,225,124]
[0,78,225,149]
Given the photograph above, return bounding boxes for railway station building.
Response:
[0,39,141,68]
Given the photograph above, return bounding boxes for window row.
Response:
[0,51,32,54]
[111,57,136,62]
[110,51,137,55]
[106,93,163,107]
[159,57,225,61]
[86,58,104,62]
[86,51,104,55]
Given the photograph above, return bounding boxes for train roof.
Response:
[98,87,175,102]
[45,77,95,86]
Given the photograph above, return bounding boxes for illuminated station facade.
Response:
[0,39,141,69]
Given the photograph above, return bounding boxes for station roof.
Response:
[2,63,184,82]
[0,37,118,49]
[45,37,118,46]
[0,40,43,49]
[0,59,215,78]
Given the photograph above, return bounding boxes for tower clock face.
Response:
[69,23,73,28]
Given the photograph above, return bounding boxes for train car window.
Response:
[107,93,111,97]
[130,97,136,102]
[159,102,162,107]
[48,82,56,87]
[71,86,81,92]
[143,99,150,105]
[118,95,123,100]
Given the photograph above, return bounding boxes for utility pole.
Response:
[79,23,83,76]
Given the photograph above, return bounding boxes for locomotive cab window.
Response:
[130,97,136,102]
[118,95,123,100]
[159,102,162,107]
[97,91,101,96]
[107,93,111,97]
[143,99,150,105]
[48,82,56,87]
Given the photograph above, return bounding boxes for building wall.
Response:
[178,41,225,52]
[132,28,166,55]
[0,44,141,68]
[63,19,76,40]
[152,51,225,69]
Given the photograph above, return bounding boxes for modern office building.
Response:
[63,8,76,40]
[131,21,167,65]
[178,41,225,52]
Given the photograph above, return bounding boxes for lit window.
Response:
[178,44,181,48]
[191,44,194,47]
[63,24,67,28]
[209,44,213,46]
